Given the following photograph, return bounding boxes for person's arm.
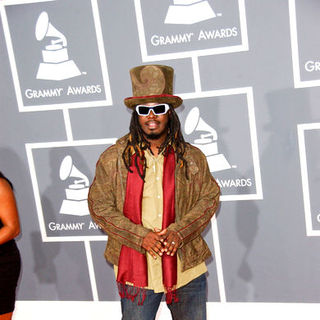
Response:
[88,150,151,254]
[0,178,20,245]
[164,152,220,253]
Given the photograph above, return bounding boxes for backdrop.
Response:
[0,0,320,319]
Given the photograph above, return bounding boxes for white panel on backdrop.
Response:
[180,87,263,201]
[12,301,320,320]
[25,138,116,242]
[289,0,320,88]
[0,0,112,111]
[298,123,320,236]
[134,0,249,62]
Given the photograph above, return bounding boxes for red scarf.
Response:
[117,148,177,304]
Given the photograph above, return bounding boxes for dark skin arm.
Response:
[0,178,20,245]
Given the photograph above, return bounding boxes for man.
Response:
[88,65,220,320]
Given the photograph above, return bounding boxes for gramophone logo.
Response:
[59,155,90,216]
[165,0,217,25]
[184,107,231,172]
[35,11,81,81]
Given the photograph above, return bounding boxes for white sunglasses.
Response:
[135,103,170,116]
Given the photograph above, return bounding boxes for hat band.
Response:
[124,93,180,101]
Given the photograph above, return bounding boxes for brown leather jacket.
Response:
[88,135,220,272]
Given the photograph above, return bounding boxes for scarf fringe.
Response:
[117,282,147,306]
[165,288,179,305]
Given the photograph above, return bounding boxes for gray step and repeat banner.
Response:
[0,0,320,319]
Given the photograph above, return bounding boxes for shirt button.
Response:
[156,177,160,181]
[158,213,161,217]
[157,195,160,199]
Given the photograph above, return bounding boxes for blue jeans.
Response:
[120,273,207,320]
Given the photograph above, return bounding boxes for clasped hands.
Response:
[142,228,182,259]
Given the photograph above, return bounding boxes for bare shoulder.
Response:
[0,177,13,196]
[0,177,17,209]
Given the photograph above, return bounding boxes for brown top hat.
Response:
[124,64,183,109]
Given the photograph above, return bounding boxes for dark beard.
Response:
[145,132,164,140]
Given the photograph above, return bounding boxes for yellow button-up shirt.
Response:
[142,150,206,292]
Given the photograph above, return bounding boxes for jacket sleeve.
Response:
[167,151,220,247]
[88,150,150,254]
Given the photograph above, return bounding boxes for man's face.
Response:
[137,102,170,140]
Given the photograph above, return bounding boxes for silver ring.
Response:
[171,241,175,245]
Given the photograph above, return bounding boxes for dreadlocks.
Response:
[122,105,188,180]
